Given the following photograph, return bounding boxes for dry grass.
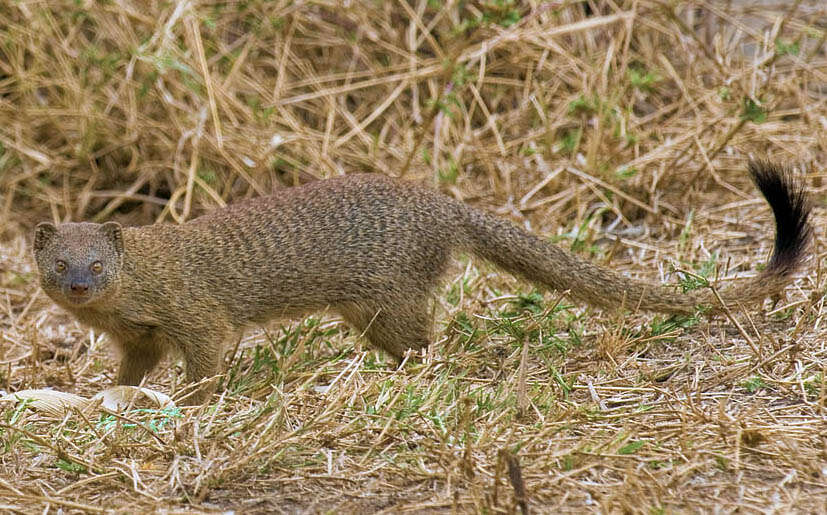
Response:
[1,0,826,512]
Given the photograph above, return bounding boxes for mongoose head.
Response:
[33,222,124,308]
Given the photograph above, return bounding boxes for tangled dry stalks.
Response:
[0,1,825,512]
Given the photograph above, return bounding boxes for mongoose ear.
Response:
[100,221,124,255]
[34,222,58,253]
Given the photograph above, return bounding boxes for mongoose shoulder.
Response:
[33,161,811,403]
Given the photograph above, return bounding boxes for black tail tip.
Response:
[748,159,812,274]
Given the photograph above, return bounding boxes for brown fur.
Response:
[32,161,811,403]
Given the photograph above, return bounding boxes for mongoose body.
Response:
[33,161,810,402]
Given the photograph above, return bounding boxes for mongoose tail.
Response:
[461,160,811,314]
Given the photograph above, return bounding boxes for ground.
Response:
[0,1,825,513]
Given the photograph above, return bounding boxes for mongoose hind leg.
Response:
[116,337,166,386]
[340,297,431,362]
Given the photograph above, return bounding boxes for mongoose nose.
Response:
[70,282,89,294]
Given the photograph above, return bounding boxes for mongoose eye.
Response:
[90,261,103,275]
[55,260,66,273]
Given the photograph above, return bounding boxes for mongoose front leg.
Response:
[177,330,226,405]
[116,337,166,386]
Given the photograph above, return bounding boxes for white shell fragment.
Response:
[0,389,89,417]
[91,386,175,411]
[1,386,176,415]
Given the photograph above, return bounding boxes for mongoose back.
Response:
[33,161,811,403]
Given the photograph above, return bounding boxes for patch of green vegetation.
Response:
[551,207,607,255]
[803,374,823,398]
[246,94,275,123]
[270,16,285,30]
[55,458,86,474]
[428,90,462,118]
[269,156,291,174]
[569,87,642,155]
[775,39,800,56]
[6,270,34,287]
[0,149,20,174]
[450,311,478,346]
[649,312,700,339]
[98,407,183,433]
[80,46,123,83]
[438,158,459,184]
[453,0,522,33]
[202,14,217,31]
[510,291,545,315]
[772,305,795,321]
[488,0,522,27]
[520,145,538,156]
[539,324,581,358]
[421,148,431,166]
[5,399,31,426]
[445,271,476,307]
[618,440,646,455]
[396,384,426,420]
[362,351,390,371]
[146,52,197,77]
[548,366,574,397]
[198,167,217,184]
[472,389,497,415]
[560,454,577,471]
[615,166,637,179]
[677,209,695,255]
[92,358,107,373]
[628,66,661,92]
[742,376,766,394]
[427,409,448,436]
[558,128,582,155]
[223,320,338,395]
[451,64,472,87]
[489,290,579,351]
[678,255,717,293]
[568,94,600,116]
[137,69,159,98]
[741,97,768,123]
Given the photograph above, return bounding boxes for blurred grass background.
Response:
[1,0,822,233]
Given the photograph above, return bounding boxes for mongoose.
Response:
[33,161,810,403]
